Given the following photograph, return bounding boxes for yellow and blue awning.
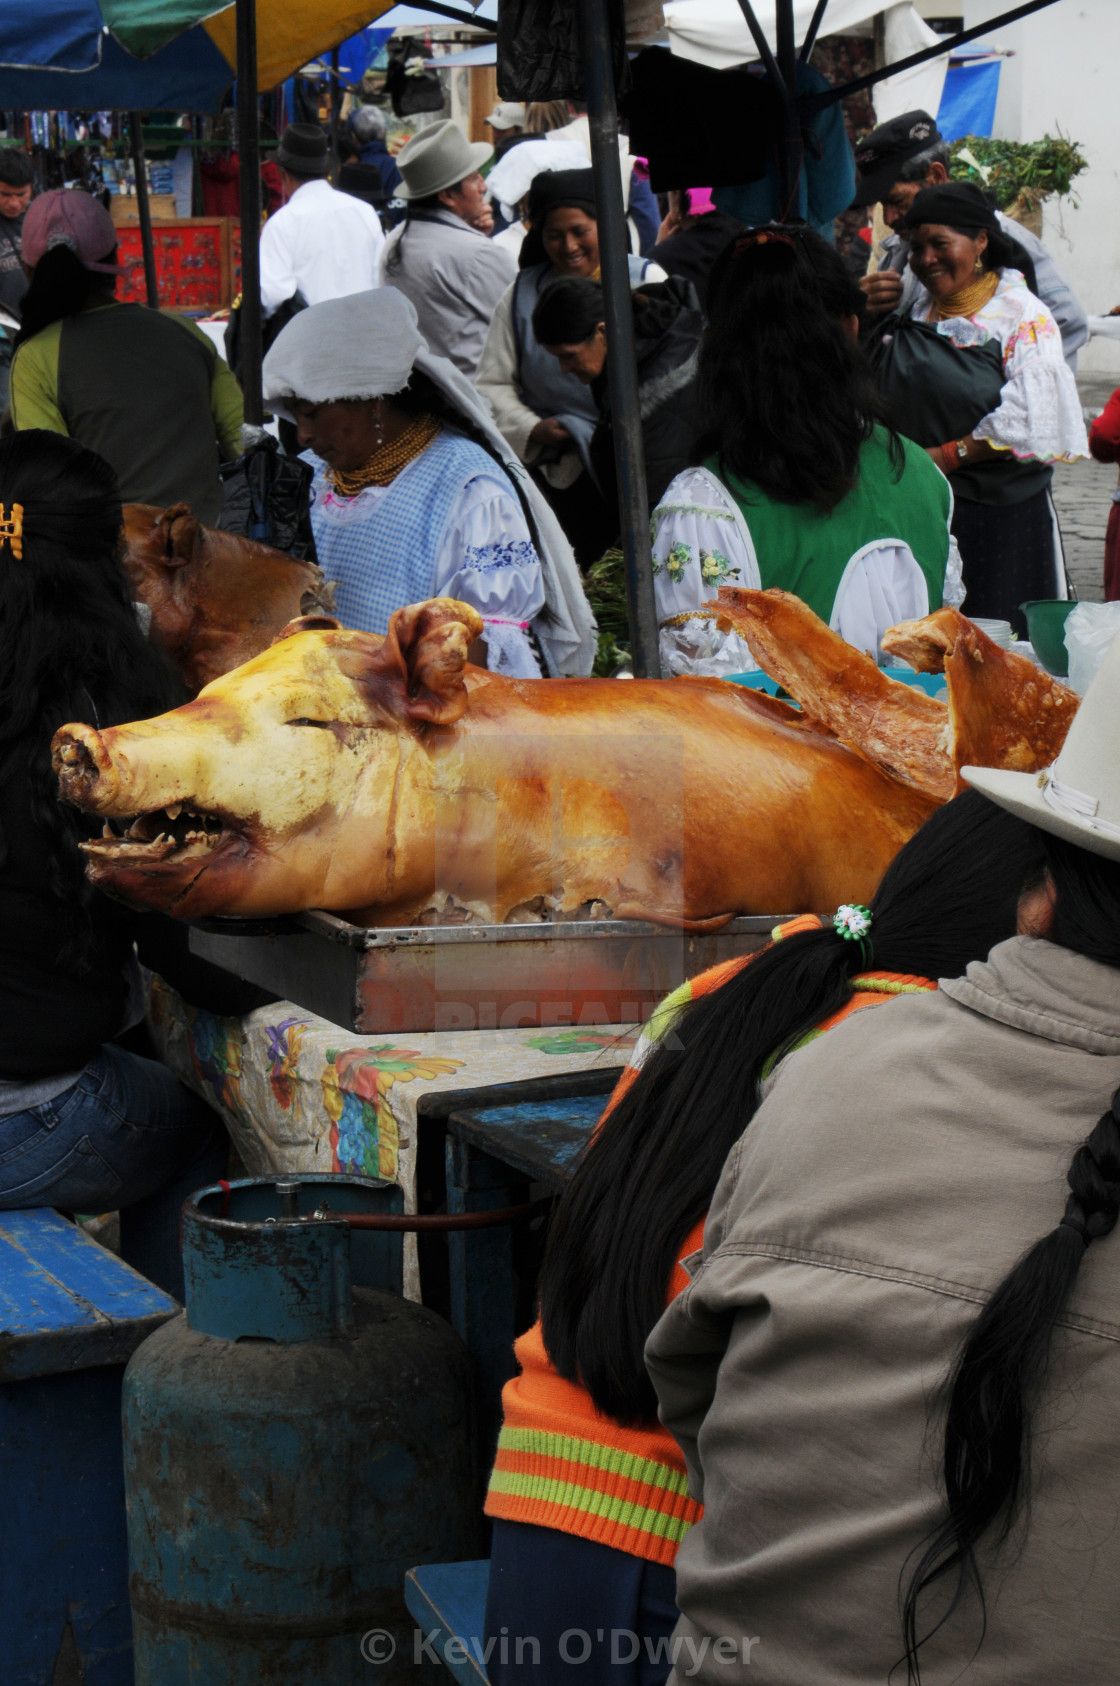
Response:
[0,0,399,111]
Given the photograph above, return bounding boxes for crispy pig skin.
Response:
[122,502,331,695]
[712,587,955,801]
[52,597,937,927]
[883,608,1079,787]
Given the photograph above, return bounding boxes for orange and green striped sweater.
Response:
[485,916,937,1566]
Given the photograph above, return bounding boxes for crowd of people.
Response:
[3,85,1120,1685]
[0,102,1100,654]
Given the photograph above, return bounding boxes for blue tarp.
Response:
[0,0,104,73]
[937,56,1002,142]
[0,29,231,112]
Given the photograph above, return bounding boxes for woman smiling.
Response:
[873,182,1087,633]
[476,168,665,566]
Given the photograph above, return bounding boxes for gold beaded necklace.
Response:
[929,268,1000,322]
[327,412,441,497]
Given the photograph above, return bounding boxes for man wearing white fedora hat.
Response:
[381,118,516,378]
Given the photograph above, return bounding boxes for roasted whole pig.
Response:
[712,589,1079,798]
[52,598,936,928]
[123,502,331,694]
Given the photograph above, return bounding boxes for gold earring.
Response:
[974,256,984,275]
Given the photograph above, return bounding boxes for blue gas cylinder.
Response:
[122,1175,475,1684]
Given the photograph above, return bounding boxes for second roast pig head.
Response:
[51,598,484,919]
[122,501,332,694]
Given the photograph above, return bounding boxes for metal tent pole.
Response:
[734,0,797,218]
[576,0,660,677]
[235,0,263,426]
[129,112,159,308]
[774,0,800,218]
[329,46,342,181]
[799,0,831,61]
[811,0,1062,107]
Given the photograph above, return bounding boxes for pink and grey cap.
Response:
[22,189,118,274]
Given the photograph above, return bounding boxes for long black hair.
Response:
[538,790,1047,1425]
[693,224,903,512]
[901,830,1120,1679]
[15,243,117,348]
[0,431,180,949]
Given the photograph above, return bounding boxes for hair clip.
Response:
[834,903,873,941]
[733,229,798,255]
[0,501,24,559]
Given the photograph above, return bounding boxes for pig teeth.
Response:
[153,832,169,846]
[102,822,114,838]
[165,804,182,821]
[127,819,146,839]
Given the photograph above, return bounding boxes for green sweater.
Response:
[708,426,951,627]
[10,297,243,525]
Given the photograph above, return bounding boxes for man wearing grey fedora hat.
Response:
[259,122,385,318]
[381,118,516,378]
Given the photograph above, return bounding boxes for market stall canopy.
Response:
[660,0,886,69]
[0,0,400,109]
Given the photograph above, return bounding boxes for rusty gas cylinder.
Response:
[122,1175,474,1684]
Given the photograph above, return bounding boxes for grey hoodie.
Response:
[647,936,1120,1685]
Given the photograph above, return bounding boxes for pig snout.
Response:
[52,722,121,811]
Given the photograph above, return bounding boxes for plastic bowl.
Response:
[1019,599,1077,676]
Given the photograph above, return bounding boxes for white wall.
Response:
[963,0,1120,371]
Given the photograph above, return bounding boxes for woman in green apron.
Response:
[650,226,960,664]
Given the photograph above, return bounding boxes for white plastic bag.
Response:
[658,613,758,678]
[1064,602,1120,696]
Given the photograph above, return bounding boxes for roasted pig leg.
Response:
[882,607,1079,783]
[711,587,955,801]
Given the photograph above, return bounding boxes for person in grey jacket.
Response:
[381,119,516,379]
[646,632,1120,1685]
[853,110,1089,370]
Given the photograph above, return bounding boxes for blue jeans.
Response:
[0,1043,227,1300]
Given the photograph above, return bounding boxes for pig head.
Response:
[122,502,332,694]
[53,598,937,927]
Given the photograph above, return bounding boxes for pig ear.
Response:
[156,502,200,567]
[272,614,344,643]
[384,598,483,725]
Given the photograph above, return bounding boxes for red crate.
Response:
[115,217,233,312]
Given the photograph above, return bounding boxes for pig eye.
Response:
[287,717,333,729]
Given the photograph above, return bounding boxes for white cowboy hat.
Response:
[963,627,1120,860]
[395,119,491,201]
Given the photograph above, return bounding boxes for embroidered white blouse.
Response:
[650,467,966,666]
[908,270,1088,464]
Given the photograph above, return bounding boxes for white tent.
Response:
[654,0,947,125]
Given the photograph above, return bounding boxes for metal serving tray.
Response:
[187,911,787,1035]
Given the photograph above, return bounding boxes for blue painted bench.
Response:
[0,1207,177,1686]
[405,1560,492,1686]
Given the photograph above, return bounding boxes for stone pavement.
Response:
[1051,374,1118,603]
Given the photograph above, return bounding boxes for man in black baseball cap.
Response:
[851,108,1087,367]
[851,111,950,316]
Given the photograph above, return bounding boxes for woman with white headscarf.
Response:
[263,287,596,678]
